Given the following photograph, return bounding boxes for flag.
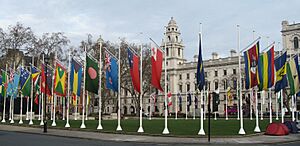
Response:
[54,62,67,96]
[244,41,260,89]
[31,65,40,86]
[151,48,163,92]
[41,64,53,96]
[275,52,288,93]
[1,71,7,97]
[72,94,77,106]
[127,48,140,93]
[85,54,99,94]
[105,52,118,92]
[0,76,2,98]
[187,92,192,111]
[178,93,182,105]
[20,67,31,96]
[7,73,20,98]
[34,84,40,105]
[287,56,300,95]
[194,95,198,109]
[258,46,275,91]
[227,87,233,105]
[70,59,82,96]
[167,92,172,106]
[197,33,205,91]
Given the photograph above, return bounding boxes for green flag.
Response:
[287,56,300,95]
[21,76,31,96]
[85,54,99,94]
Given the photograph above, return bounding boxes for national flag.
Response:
[20,67,31,96]
[41,64,53,96]
[167,92,172,106]
[187,92,192,111]
[85,54,99,94]
[0,76,2,97]
[151,48,163,92]
[258,46,275,91]
[275,52,288,93]
[72,94,77,106]
[7,72,20,98]
[127,48,140,93]
[244,41,260,89]
[287,56,300,95]
[105,52,118,92]
[194,95,198,109]
[54,62,67,96]
[31,65,40,86]
[34,84,40,105]
[70,59,82,96]
[227,87,233,105]
[196,33,205,91]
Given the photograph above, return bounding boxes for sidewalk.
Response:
[0,124,299,144]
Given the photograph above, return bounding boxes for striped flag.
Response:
[244,41,260,89]
[258,46,275,91]
[196,33,205,91]
[275,52,288,93]
[287,56,300,95]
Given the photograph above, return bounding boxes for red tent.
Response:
[265,123,289,136]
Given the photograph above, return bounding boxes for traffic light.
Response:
[212,92,220,112]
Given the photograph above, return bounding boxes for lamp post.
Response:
[43,52,48,133]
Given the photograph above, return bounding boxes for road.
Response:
[0,130,300,146]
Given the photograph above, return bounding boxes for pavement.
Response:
[0,124,300,145]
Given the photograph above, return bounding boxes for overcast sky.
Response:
[0,0,299,60]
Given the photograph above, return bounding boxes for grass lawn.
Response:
[2,117,281,137]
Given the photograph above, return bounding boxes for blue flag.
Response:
[70,59,82,96]
[20,67,30,89]
[178,93,182,105]
[7,73,20,98]
[194,95,198,109]
[275,52,287,93]
[196,33,205,91]
[105,52,118,92]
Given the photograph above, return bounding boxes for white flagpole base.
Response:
[63,118,65,121]
[238,128,246,135]
[162,127,169,134]
[116,125,122,131]
[10,120,14,124]
[29,120,33,125]
[260,117,263,120]
[198,128,205,135]
[1,119,6,123]
[80,123,86,129]
[26,117,29,120]
[19,120,23,124]
[254,126,261,132]
[226,117,228,120]
[97,124,103,130]
[51,121,56,126]
[40,121,44,126]
[137,126,144,133]
[65,122,70,128]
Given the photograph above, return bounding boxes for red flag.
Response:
[34,94,39,105]
[127,49,140,93]
[41,64,52,96]
[167,92,172,106]
[151,48,163,92]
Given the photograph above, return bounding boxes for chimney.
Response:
[230,49,237,57]
[212,52,219,60]
[282,20,289,31]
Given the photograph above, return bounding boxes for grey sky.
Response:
[0,0,299,60]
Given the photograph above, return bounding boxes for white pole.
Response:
[162,37,169,135]
[52,95,56,126]
[116,42,122,131]
[250,89,253,120]
[40,93,44,125]
[185,93,188,120]
[19,93,23,124]
[26,96,29,120]
[269,88,272,123]
[193,94,195,120]
[65,50,71,128]
[97,37,103,130]
[10,96,14,123]
[175,93,178,120]
[63,97,65,120]
[226,91,228,120]
[198,90,205,135]
[85,94,88,120]
[237,24,245,135]
[75,95,78,120]
[80,45,87,129]
[204,89,207,120]
[214,112,217,120]
[138,45,144,133]
[38,94,41,120]
[149,95,152,120]
[1,64,8,123]
[281,89,284,123]
[50,88,53,120]
[254,89,260,132]
[292,94,295,121]
[9,95,11,121]
[237,80,240,120]
[260,91,264,120]
[276,92,279,120]
[29,58,34,125]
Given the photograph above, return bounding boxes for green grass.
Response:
[2,118,279,137]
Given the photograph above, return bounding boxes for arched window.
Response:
[168,36,171,42]
[294,37,299,49]
[178,48,180,56]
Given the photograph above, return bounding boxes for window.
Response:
[179,74,182,80]
[214,70,218,77]
[166,48,169,56]
[166,61,168,66]
[187,73,190,80]
[294,37,299,49]
[223,80,227,90]
[205,72,207,77]
[176,36,178,42]
[224,70,227,76]
[187,84,190,92]
[215,81,218,90]
[168,36,171,42]
[233,69,236,75]
[178,48,180,56]
[179,85,183,93]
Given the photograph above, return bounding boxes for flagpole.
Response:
[1,64,8,123]
[280,89,284,123]
[250,89,253,120]
[226,89,228,120]
[138,44,144,133]
[276,92,279,120]
[29,58,34,125]
[292,94,295,121]
[186,93,188,120]
[19,85,23,124]
[198,89,205,135]
[63,97,65,120]
[116,41,122,131]
[38,93,41,120]
[26,95,29,120]
[51,57,57,126]
[65,49,71,128]
[261,91,264,120]
[75,95,78,120]
[149,93,152,120]
[162,34,169,134]
[40,56,45,126]
[85,93,88,120]
[80,44,87,129]
[97,36,103,130]
[175,92,178,120]
[269,88,272,123]
[193,93,195,120]
[204,88,207,120]
[254,89,260,132]
[237,80,240,120]
[10,62,16,124]
[237,24,245,135]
